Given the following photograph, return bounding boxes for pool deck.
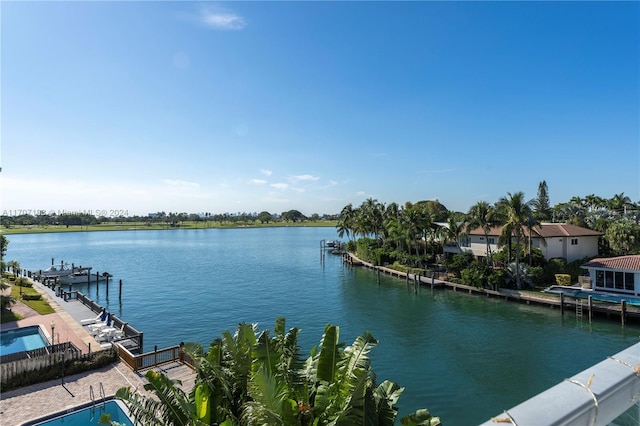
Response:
[0,279,195,425]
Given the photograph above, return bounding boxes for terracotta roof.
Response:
[529,223,602,238]
[581,255,640,272]
[466,223,602,238]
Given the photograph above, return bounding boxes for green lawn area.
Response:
[2,277,55,319]
[1,220,338,234]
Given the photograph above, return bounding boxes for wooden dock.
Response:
[343,253,640,324]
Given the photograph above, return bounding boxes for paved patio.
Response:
[0,278,195,425]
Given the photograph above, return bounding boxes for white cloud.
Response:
[162,179,199,188]
[356,191,366,196]
[250,179,267,185]
[270,183,288,190]
[288,174,319,183]
[260,169,272,176]
[198,6,246,30]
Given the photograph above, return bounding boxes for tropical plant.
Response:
[496,192,534,289]
[466,201,497,265]
[504,263,535,289]
[116,318,439,426]
[605,219,640,255]
[7,260,20,278]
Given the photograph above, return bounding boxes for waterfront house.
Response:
[580,255,640,296]
[442,223,602,263]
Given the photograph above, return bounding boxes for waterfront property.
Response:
[581,254,640,296]
[6,228,640,425]
[443,222,602,262]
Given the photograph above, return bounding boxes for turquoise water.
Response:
[0,325,47,355]
[26,400,133,426]
[6,228,640,424]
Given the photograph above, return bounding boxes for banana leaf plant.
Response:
[115,317,440,426]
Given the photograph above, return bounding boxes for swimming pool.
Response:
[23,399,135,426]
[0,325,48,356]
[543,285,640,307]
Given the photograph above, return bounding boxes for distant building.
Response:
[442,223,602,263]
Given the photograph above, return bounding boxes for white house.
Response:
[581,255,640,295]
[442,223,602,263]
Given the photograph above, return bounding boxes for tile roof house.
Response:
[442,223,602,263]
[581,255,640,295]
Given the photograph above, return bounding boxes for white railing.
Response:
[480,342,640,425]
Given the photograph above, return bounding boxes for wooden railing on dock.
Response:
[116,343,194,372]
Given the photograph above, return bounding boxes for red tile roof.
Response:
[467,223,602,238]
[582,255,640,272]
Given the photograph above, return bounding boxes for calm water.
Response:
[6,228,640,424]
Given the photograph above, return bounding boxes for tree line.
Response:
[0,210,338,228]
[336,183,640,290]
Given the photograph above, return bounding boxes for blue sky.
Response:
[2,1,638,217]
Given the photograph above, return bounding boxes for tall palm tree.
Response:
[466,201,496,265]
[609,192,633,215]
[336,204,355,241]
[442,215,467,256]
[497,192,533,289]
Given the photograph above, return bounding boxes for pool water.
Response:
[543,285,640,306]
[0,325,48,356]
[25,400,134,426]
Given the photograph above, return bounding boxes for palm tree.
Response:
[442,215,467,256]
[497,192,533,289]
[7,260,20,278]
[466,201,496,265]
[609,192,633,215]
[336,204,355,241]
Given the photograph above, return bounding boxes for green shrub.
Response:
[488,269,507,290]
[21,294,41,301]
[17,278,33,288]
[528,266,544,287]
[555,274,572,286]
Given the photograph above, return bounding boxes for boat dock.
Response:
[343,252,640,324]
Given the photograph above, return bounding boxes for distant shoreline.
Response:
[0,220,338,235]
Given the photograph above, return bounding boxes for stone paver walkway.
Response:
[1,277,195,425]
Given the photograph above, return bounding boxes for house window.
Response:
[596,270,604,287]
[605,270,614,288]
[571,239,578,245]
[625,273,635,291]
[488,237,495,244]
[615,271,624,289]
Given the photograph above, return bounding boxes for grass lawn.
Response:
[5,278,55,315]
[1,220,338,235]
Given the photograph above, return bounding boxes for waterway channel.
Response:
[5,227,640,424]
